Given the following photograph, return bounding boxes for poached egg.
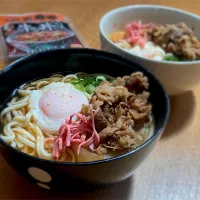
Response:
[28,82,88,134]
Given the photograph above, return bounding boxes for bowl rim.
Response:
[0,48,170,166]
[99,4,200,65]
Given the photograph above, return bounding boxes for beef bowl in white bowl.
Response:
[100,5,200,96]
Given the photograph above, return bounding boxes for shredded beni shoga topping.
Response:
[45,105,100,160]
[109,21,154,47]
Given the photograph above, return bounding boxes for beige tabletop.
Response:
[0,0,200,199]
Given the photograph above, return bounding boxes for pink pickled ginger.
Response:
[46,105,100,160]
[125,21,153,47]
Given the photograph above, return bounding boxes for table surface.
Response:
[0,0,200,199]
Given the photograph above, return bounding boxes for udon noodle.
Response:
[0,72,154,162]
[1,74,77,161]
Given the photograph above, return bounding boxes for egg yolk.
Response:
[39,85,88,120]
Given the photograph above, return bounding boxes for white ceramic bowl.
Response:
[100,5,200,95]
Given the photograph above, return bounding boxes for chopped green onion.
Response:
[85,84,95,94]
[92,80,97,85]
[96,76,106,82]
[78,79,87,86]
[74,84,85,92]
[70,79,80,84]
[71,75,110,94]
[163,54,180,61]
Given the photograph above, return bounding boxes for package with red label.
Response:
[0,12,89,63]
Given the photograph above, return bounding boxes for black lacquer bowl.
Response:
[0,49,170,190]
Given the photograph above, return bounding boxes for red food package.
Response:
[0,12,89,63]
